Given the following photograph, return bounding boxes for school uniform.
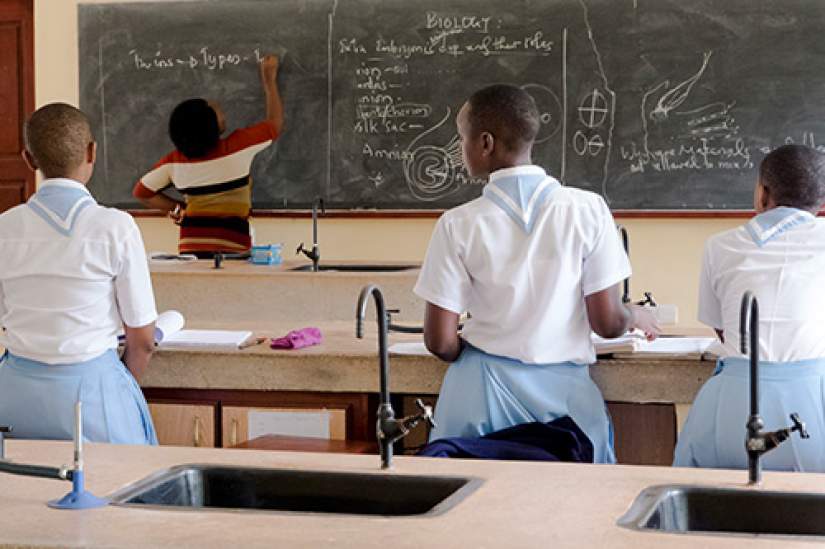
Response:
[414,165,631,463]
[675,207,825,471]
[0,178,158,444]
[133,122,278,255]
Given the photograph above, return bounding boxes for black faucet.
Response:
[297,197,325,272]
[740,291,810,485]
[356,284,435,469]
[617,225,630,303]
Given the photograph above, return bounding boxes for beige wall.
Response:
[36,0,743,327]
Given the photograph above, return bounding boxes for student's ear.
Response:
[480,131,495,156]
[86,141,97,165]
[753,180,770,213]
[20,150,38,173]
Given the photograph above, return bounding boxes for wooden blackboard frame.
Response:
[128,208,760,219]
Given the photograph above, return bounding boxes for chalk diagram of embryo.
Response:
[402,84,562,202]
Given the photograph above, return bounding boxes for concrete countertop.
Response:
[142,321,717,404]
[149,259,425,324]
[1,440,822,548]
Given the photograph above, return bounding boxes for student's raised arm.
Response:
[259,54,284,134]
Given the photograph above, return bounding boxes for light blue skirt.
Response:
[674,357,825,471]
[0,350,158,445]
[430,344,615,464]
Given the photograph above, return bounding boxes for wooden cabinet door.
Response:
[222,406,347,448]
[149,403,215,447]
[0,0,34,213]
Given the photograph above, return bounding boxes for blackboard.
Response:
[79,0,825,210]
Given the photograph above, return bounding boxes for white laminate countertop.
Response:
[1,440,823,548]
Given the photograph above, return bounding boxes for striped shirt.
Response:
[133,122,277,254]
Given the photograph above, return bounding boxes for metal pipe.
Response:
[311,197,325,272]
[0,461,71,481]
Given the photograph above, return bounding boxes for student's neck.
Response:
[489,153,533,174]
[44,171,90,185]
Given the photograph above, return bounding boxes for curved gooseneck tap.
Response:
[356,285,390,406]
[740,291,809,485]
[356,285,435,469]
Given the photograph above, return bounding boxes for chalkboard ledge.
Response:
[127,209,762,219]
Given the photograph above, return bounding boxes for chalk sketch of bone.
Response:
[649,51,712,123]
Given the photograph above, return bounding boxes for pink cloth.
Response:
[270,327,323,350]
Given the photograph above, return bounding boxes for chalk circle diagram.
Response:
[578,88,609,129]
[522,83,562,144]
[403,108,464,202]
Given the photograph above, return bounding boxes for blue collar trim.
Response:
[744,207,815,247]
[27,180,95,236]
[483,166,561,233]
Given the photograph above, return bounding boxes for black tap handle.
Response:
[635,292,657,307]
[0,426,11,433]
[790,413,810,439]
[213,253,223,269]
[296,242,306,255]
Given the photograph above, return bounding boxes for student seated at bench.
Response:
[0,103,158,444]
[414,84,659,464]
[675,144,825,471]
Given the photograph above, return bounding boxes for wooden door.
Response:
[0,0,34,213]
[222,406,347,448]
[149,403,216,447]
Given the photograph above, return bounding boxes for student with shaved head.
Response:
[0,103,158,444]
[675,144,825,471]
[414,84,659,462]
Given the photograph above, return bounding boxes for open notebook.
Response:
[590,331,716,355]
[152,311,254,349]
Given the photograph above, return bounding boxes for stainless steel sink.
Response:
[109,464,481,516]
[289,264,418,272]
[618,484,825,538]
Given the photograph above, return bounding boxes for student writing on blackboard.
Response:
[413,84,660,463]
[675,144,825,472]
[132,54,284,257]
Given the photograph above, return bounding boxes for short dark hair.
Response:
[169,98,220,158]
[24,103,94,178]
[465,84,539,152]
[760,144,825,212]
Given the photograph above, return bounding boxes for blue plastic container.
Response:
[250,244,283,265]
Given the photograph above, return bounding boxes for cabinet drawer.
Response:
[222,406,347,448]
[148,403,215,448]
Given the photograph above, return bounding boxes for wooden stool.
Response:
[232,435,377,454]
